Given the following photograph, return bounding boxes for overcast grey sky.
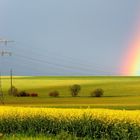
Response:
[0,0,140,75]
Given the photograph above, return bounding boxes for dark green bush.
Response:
[30,93,38,97]
[91,88,104,97]
[17,91,29,97]
[49,91,59,97]
[70,84,81,97]
[9,88,38,97]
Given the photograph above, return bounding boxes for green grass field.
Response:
[2,133,93,140]
[1,76,140,110]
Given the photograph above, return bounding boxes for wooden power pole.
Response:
[10,69,13,95]
[0,38,14,104]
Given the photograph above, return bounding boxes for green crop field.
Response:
[1,76,140,139]
[0,76,140,110]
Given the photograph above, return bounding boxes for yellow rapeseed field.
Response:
[0,106,140,139]
[0,106,139,125]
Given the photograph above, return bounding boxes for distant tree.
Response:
[8,86,18,96]
[91,88,104,97]
[70,84,81,97]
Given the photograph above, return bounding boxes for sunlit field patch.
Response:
[1,76,140,110]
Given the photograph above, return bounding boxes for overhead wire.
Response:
[13,54,100,75]
[2,40,122,75]
[11,41,116,75]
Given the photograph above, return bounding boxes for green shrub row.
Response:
[49,84,104,97]
[8,86,38,97]
[9,85,104,98]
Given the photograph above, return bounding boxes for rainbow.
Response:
[121,19,140,76]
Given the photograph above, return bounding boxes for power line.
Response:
[14,53,113,75]
[0,38,14,46]
[6,40,119,75]
[12,41,116,75]
[22,41,114,70]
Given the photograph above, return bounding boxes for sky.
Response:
[0,0,140,76]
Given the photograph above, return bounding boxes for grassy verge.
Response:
[3,133,93,140]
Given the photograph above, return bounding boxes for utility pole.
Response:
[0,38,14,104]
[0,73,4,104]
[10,69,13,95]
